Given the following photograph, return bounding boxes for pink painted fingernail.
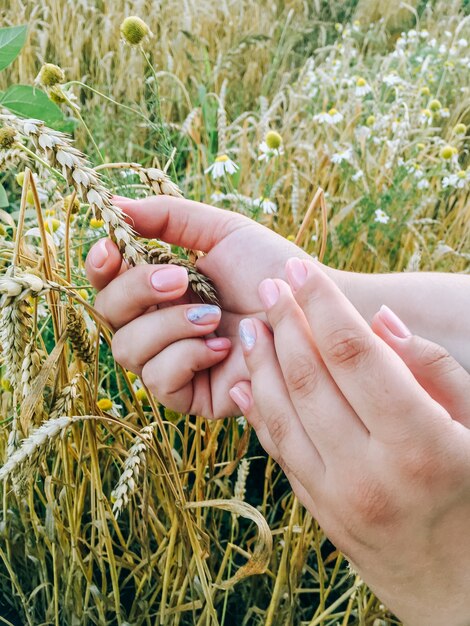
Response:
[378,305,412,338]
[239,319,256,351]
[229,385,251,413]
[150,266,187,292]
[205,337,231,351]
[89,239,109,269]
[286,257,308,290]
[258,279,279,309]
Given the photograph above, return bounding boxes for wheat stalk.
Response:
[0,112,144,264]
[49,374,82,421]
[65,304,95,366]
[111,423,157,518]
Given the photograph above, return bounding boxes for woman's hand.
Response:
[85,195,341,418]
[230,257,470,626]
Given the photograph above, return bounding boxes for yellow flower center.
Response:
[356,77,367,87]
[215,155,229,162]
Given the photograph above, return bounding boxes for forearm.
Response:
[323,267,470,372]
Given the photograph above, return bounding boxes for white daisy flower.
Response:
[442,170,469,189]
[383,73,403,87]
[374,209,390,224]
[351,169,364,182]
[331,148,353,165]
[417,178,430,190]
[457,38,468,48]
[355,77,372,97]
[314,108,344,125]
[258,141,284,162]
[253,197,277,214]
[205,154,239,180]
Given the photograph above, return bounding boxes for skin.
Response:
[231,259,470,626]
[86,196,470,623]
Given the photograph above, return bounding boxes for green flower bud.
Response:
[265,131,283,150]
[37,63,65,87]
[120,16,150,45]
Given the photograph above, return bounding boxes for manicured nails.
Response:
[205,337,231,351]
[150,265,187,292]
[187,304,221,325]
[378,305,412,339]
[89,239,109,269]
[258,279,280,309]
[239,319,256,351]
[286,257,308,290]
[229,385,251,413]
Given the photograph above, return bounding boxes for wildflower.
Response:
[351,169,364,182]
[331,148,353,165]
[355,77,372,97]
[77,289,88,301]
[439,145,458,160]
[97,397,113,411]
[205,154,238,179]
[90,217,105,229]
[417,178,430,190]
[44,218,61,233]
[36,64,65,88]
[420,86,430,96]
[457,38,468,48]
[253,197,277,214]
[258,131,284,161]
[135,387,150,406]
[374,209,390,224]
[419,109,432,125]
[120,16,151,45]
[383,73,402,86]
[314,108,343,125]
[429,99,441,112]
[126,370,138,384]
[63,194,80,214]
[442,170,469,189]
[440,107,450,118]
[366,115,376,127]
[0,127,17,150]
[454,123,467,135]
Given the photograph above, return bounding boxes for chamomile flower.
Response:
[314,108,344,125]
[419,109,433,125]
[331,148,353,165]
[205,154,239,179]
[417,178,430,190]
[442,170,470,189]
[258,131,284,161]
[355,77,372,97]
[351,169,364,182]
[374,209,390,224]
[253,197,277,214]
[383,73,403,87]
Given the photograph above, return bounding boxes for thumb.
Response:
[85,238,126,291]
[113,194,246,252]
[372,305,470,427]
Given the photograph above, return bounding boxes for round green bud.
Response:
[439,145,457,160]
[429,99,442,111]
[37,63,65,87]
[120,16,150,45]
[265,130,283,150]
[454,123,467,135]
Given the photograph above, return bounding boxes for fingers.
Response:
[256,279,368,459]
[372,305,470,427]
[142,336,231,415]
[85,238,126,290]
[281,258,448,441]
[231,318,325,491]
[93,263,189,329]
[112,303,222,373]
[113,195,248,252]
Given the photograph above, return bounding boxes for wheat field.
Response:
[0,0,469,624]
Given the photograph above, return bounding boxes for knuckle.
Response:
[349,474,400,527]
[398,440,449,491]
[325,328,373,369]
[416,341,459,375]
[111,332,129,368]
[285,355,318,399]
[267,412,291,448]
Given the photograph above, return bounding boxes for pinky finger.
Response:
[230,381,319,517]
[142,336,231,416]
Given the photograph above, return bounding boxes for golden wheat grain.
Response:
[65,304,95,366]
[49,374,81,421]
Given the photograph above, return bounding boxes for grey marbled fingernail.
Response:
[239,319,256,351]
[186,305,221,325]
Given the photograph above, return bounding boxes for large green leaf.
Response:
[0,25,27,72]
[0,84,64,125]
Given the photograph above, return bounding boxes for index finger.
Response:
[114,195,247,252]
[282,258,447,442]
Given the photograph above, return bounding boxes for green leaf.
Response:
[0,85,64,125]
[0,25,27,72]
[0,183,8,208]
